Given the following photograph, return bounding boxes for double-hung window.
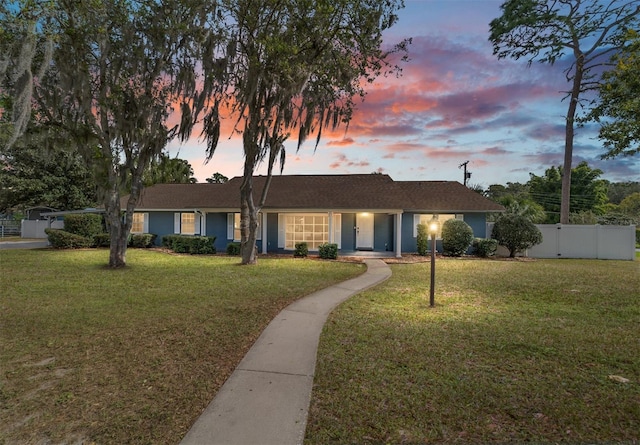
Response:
[174,212,200,235]
[413,214,463,239]
[131,213,148,234]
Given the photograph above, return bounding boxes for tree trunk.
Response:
[561,54,584,224]
[240,129,260,265]
[105,188,128,268]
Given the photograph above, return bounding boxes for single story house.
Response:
[124,174,504,257]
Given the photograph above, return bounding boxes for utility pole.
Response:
[459,161,471,186]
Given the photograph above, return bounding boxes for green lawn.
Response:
[0,249,364,444]
[305,258,640,444]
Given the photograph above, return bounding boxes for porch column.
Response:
[395,212,402,258]
[328,211,334,244]
[262,212,268,254]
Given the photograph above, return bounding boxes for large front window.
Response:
[285,214,329,250]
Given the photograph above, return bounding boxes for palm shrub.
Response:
[416,223,429,256]
[441,219,474,256]
[491,214,543,257]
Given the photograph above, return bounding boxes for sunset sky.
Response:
[167,0,639,187]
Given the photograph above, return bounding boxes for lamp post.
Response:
[429,219,439,307]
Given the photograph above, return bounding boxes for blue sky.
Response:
[168,0,639,187]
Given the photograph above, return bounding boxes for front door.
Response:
[356,213,374,250]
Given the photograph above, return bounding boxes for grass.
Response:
[305,258,640,444]
[0,248,364,444]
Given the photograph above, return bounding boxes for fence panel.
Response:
[488,222,635,260]
[20,220,64,238]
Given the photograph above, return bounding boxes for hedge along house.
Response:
[124,174,504,257]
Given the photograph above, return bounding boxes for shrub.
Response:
[491,214,543,258]
[187,236,216,254]
[318,243,338,260]
[472,238,498,257]
[226,242,241,255]
[441,219,474,256]
[294,242,308,257]
[416,223,429,256]
[45,228,92,249]
[128,233,157,248]
[64,214,103,238]
[93,233,111,247]
[162,235,178,248]
[161,235,216,254]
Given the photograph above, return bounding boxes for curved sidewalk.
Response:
[180,258,392,445]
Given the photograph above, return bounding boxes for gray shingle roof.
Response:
[127,174,504,212]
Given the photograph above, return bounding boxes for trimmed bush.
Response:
[226,242,241,255]
[128,233,157,248]
[472,238,498,257]
[491,214,543,258]
[64,214,103,238]
[416,223,429,256]
[441,219,474,256]
[294,242,308,257]
[45,228,92,249]
[161,235,216,254]
[318,243,338,260]
[93,233,111,247]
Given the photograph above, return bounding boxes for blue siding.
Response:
[148,211,175,246]
[374,213,394,251]
[401,212,488,253]
[206,213,228,252]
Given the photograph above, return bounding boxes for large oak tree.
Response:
[200,0,409,264]
[30,0,218,267]
[489,0,640,224]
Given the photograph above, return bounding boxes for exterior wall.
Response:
[374,213,394,252]
[401,212,488,253]
[206,213,229,252]
[148,212,176,245]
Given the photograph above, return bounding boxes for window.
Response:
[280,213,341,250]
[413,214,462,239]
[227,213,262,241]
[131,213,147,234]
[174,212,200,235]
[181,213,195,235]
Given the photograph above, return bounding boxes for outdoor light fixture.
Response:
[429,217,439,307]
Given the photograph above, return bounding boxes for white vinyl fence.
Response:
[21,219,64,238]
[487,223,636,260]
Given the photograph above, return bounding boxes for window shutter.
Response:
[194,213,201,234]
[227,213,234,240]
[174,213,180,234]
[333,213,342,248]
[278,214,285,248]
[143,213,149,233]
[413,214,420,238]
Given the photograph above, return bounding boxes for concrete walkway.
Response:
[180,259,392,445]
